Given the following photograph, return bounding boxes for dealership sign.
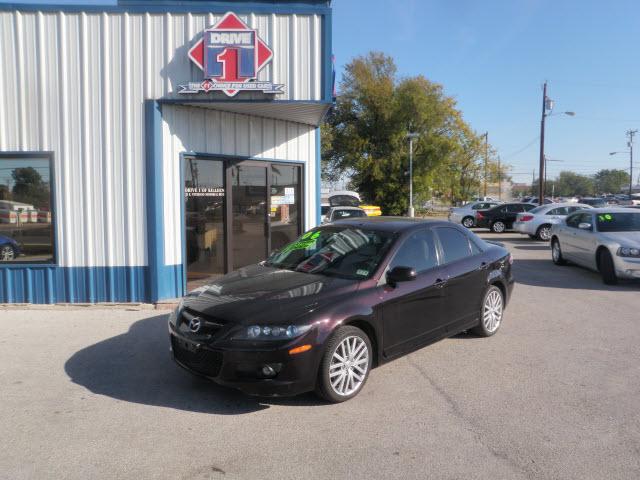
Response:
[179,12,284,97]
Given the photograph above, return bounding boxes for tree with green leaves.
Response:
[554,171,594,197]
[593,169,630,194]
[11,167,50,208]
[322,52,504,214]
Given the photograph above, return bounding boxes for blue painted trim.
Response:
[0,3,331,14]
[321,9,333,103]
[315,126,321,225]
[0,265,182,304]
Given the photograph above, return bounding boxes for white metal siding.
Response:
[161,104,317,266]
[0,10,322,268]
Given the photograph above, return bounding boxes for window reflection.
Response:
[270,165,300,252]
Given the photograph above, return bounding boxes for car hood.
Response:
[598,231,640,246]
[181,263,358,325]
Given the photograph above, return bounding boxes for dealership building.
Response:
[0,0,332,303]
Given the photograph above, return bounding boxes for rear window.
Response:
[529,206,546,214]
[333,209,366,219]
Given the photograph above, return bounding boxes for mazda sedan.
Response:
[169,218,514,402]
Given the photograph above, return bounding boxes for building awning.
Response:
[160,100,332,126]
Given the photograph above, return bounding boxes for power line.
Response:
[501,136,540,160]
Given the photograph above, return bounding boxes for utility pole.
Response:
[538,82,548,204]
[498,157,502,200]
[483,132,488,198]
[628,129,637,196]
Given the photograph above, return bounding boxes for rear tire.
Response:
[551,238,566,265]
[462,216,475,228]
[598,249,618,285]
[471,285,504,337]
[536,224,552,241]
[491,221,506,233]
[316,326,372,403]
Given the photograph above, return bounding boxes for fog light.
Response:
[261,365,276,377]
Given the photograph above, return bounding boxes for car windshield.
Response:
[596,213,640,232]
[265,226,396,279]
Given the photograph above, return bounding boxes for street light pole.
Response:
[628,129,637,196]
[538,82,547,205]
[407,132,420,217]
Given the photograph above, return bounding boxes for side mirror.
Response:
[386,266,417,286]
[578,222,592,230]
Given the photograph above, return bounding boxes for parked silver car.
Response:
[550,208,640,284]
[448,201,502,228]
[513,203,592,241]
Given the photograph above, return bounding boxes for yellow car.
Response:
[360,204,382,216]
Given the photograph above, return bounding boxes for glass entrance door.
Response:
[184,157,226,290]
[230,163,269,270]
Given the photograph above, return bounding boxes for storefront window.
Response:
[270,164,301,252]
[0,154,54,263]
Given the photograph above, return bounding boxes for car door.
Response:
[561,213,582,259]
[571,213,597,267]
[380,228,448,359]
[434,226,487,333]
[504,204,524,228]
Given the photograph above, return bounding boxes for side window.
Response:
[388,229,438,273]
[566,214,581,228]
[578,213,593,228]
[0,153,55,263]
[547,207,568,215]
[471,203,482,210]
[499,206,508,214]
[506,204,522,213]
[436,227,472,264]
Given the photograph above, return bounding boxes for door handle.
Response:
[477,261,488,271]
[434,278,447,289]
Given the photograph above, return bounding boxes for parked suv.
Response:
[475,203,537,233]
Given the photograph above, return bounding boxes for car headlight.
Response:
[618,247,640,258]
[233,324,312,341]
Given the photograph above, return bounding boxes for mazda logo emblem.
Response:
[188,317,202,333]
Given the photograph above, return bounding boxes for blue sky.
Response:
[333,0,640,183]
[2,0,638,183]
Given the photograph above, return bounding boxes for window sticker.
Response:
[281,231,321,254]
[598,214,613,222]
[356,269,369,277]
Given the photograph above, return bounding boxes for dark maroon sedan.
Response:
[169,217,514,402]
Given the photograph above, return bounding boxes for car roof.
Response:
[582,207,640,214]
[326,216,453,232]
[329,206,364,210]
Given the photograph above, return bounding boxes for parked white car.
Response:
[550,208,640,284]
[448,200,502,228]
[513,203,592,241]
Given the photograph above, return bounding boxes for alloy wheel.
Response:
[483,289,503,333]
[329,336,369,396]
[0,245,15,261]
[539,226,551,241]
[462,217,474,228]
[492,221,505,233]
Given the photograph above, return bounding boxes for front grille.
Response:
[171,336,223,377]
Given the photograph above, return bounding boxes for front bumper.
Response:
[169,324,321,397]
[613,256,640,280]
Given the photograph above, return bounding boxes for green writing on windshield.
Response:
[598,214,614,222]
[280,231,321,254]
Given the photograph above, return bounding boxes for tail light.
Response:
[476,211,484,219]
[520,215,534,221]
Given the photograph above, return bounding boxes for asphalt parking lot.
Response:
[1,231,639,480]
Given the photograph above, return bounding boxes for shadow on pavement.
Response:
[514,259,640,291]
[64,314,325,414]
[514,245,550,251]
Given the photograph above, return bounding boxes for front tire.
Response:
[0,244,16,261]
[551,238,566,265]
[462,216,475,228]
[598,249,618,285]
[491,221,506,233]
[471,285,504,337]
[316,326,372,403]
